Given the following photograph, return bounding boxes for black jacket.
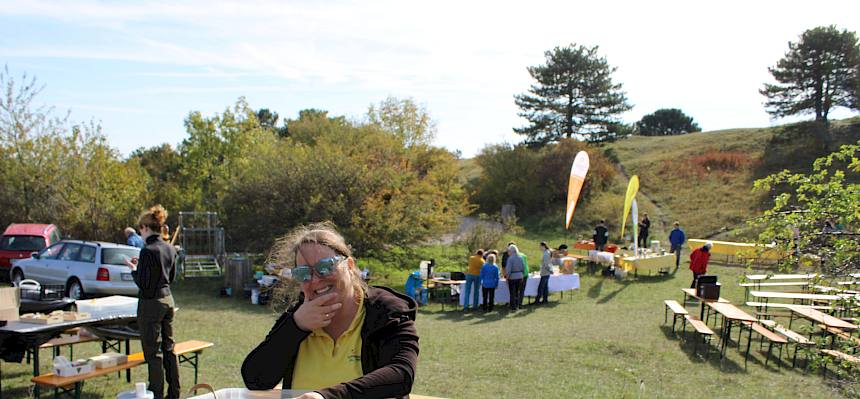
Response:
[593,225,609,246]
[131,235,177,299]
[242,286,419,399]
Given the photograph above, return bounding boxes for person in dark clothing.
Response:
[127,205,179,399]
[593,220,609,251]
[500,241,515,278]
[637,213,651,250]
[668,221,686,269]
[242,223,419,399]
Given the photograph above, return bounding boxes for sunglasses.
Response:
[292,256,345,282]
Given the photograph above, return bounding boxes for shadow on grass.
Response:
[657,325,746,373]
[418,301,559,324]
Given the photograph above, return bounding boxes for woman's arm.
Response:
[241,308,309,390]
[317,317,419,399]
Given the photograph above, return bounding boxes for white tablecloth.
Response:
[458,273,580,306]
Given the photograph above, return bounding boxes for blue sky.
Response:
[1,0,859,157]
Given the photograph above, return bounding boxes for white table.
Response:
[458,273,580,306]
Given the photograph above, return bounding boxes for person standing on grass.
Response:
[505,245,525,311]
[535,242,552,305]
[638,213,651,250]
[689,241,712,288]
[464,249,484,311]
[126,205,180,399]
[669,221,686,269]
[500,241,515,278]
[593,220,609,251]
[480,254,500,312]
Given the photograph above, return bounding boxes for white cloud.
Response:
[1,0,859,156]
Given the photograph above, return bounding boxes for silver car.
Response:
[10,240,141,299]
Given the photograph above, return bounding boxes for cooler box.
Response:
[698,283,721,300]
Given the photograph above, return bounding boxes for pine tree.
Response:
[760,26,860,123]
[514,44,632,145]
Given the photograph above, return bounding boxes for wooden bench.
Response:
[819,325,860,353]
[32,340,214,399]
[740,281,811,301]
[771,324,814,367]
[740,321,788,367]
[821,349,860,377]
[683,315,714,357]
[663,300,688,335]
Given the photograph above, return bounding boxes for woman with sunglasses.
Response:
[242,222,419,399]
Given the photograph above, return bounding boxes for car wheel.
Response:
[11,269,24,286]
[66,278,85,300]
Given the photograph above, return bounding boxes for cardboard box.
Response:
[0,307,19,322]
[0,286,20,309]
[90,352,128,368]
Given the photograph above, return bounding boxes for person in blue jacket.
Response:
[668,221,686,270]
[480,254,500,312]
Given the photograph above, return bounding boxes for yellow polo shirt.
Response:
[291,296,365,390]
[467,255,484,275]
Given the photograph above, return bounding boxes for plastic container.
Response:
[251,288,260,305]
[117,382,153,399]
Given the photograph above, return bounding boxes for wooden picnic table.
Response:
[786,304,859,331]
[746,273,819,281]
[749,290,841,302]
[680,288,729,320]
[705,302,758,359]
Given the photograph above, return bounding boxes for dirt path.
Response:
[612,163,673,238]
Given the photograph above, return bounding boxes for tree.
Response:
[367,97,436,147]
[760,26,860,124]
[514,44,632,145]
[751,141,860,383]
[636,108,701,136]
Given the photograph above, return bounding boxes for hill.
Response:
[460,117,860,244]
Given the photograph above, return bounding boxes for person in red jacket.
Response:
[689,241,712,288]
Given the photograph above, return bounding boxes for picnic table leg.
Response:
[745,324,752,369]
[664,305,668,325]
[125,339,131,383]
[33,345,40,399]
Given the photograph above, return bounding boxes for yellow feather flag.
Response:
[620,175,639,239]
[565,151,590,229]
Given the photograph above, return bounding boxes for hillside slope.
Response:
[459,117,860,244]
[606,117,860,240]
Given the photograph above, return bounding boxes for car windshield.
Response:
[102,248,141,266]
[0,235,47,252]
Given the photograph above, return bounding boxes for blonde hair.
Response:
[138,205,169,240]
[270,222,366,302]
[487,254,496,265]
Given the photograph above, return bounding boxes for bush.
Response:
[469,139,617,216]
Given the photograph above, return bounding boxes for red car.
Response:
[0,224,62,278]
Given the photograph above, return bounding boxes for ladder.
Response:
[182,255,222,278]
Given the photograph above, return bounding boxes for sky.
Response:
[1,0,859,158]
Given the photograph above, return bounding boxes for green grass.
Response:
[2,262,848,398]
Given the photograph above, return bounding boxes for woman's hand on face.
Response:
[293,392,324,399]
[293,292,342,332]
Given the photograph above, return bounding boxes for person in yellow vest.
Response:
[242,222,419,399]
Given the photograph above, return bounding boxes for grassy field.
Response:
[1,260,848,398]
